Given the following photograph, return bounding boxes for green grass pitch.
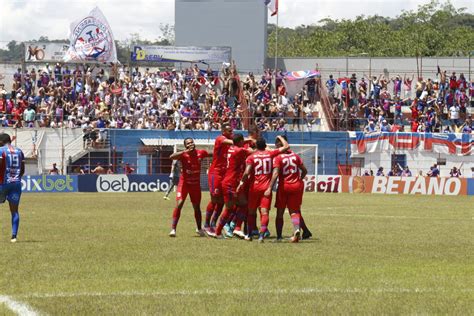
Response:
[0,193,473,315]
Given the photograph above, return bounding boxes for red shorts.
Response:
[222,182,248,204]
[248,190,272,210]
[176,180,201,205]
[208,172,223,198]
[275,188,303,210]
[222,183,237,204]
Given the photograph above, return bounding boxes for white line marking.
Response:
[0,295,39,316]
[18,287,474,299]
[310,213,471,221]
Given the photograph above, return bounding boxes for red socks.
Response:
[204,202,215,227]
[259,212,269,234]
[171,207,181,229]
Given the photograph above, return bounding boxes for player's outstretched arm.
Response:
[170,149,190,160]
[265,167,279,197]
[299,163,308,180]
[276,135,289,153]
[222,139,234,146]
[236,163,252,193]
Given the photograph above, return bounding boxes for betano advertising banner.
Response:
[130,45,231,64]
[22,175,78,193]
[24,42,70,62]
[341,176,469,196]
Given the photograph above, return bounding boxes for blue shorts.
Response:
[0,182,22,205]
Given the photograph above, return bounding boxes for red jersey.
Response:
[209,135,231,175]
[222,146,250,188]
[245,149,281,192]
[178,149,209,185]
[273,151,304,191]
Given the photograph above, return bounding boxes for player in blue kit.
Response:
[0,133,25,243]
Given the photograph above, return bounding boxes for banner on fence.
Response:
[21,174,472,196]
[341,176,468,196]
[304,175,341,193]
[24,42,70,62]
[22,175,78,193]
[130,45,231,64]
[78,174,171,192]
[349,132,474,156]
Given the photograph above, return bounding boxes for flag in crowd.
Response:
[64,7,119,63]
[265,0,279,16]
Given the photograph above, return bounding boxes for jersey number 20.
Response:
[255,158,271,175]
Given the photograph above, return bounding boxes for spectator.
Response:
[449,166,461,177]
[427,164,440,177]
[124,163,135,174]
[401,166,412,177]
[376,167,384,176]
[49,163,59,175]
[92,163,106,174]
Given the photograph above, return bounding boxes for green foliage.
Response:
[268,0,474,57]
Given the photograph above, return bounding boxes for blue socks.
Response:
[11,212,19,237]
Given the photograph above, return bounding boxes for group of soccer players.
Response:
[0,133,25,243]
[168,124,312,242]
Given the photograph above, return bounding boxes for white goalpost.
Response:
[175,141,318,191]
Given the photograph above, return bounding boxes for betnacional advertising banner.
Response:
[130,45,231,64]
[78,174,171,193]
[24,42,70,62]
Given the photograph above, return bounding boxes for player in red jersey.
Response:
[266,135,312,242]
[169,138,210,237]
[213,133,254,238]
[240,125,260,237]
[204,123,234,236]
[237,136,289,242]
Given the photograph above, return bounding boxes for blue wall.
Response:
[108,130,351,175]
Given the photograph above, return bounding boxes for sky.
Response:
[0,0,472,47]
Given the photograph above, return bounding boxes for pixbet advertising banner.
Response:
[341,176,468,196]
[130,45,231,64]
[24,42,70,62]
[22,175,78,193]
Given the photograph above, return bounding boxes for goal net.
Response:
[175,141,318,191]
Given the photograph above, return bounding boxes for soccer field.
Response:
[0,193,473,315]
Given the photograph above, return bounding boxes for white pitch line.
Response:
[311,213,472,221]
[0,295,39,316]
[18,287,473,299]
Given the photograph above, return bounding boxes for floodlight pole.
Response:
[469,51,472,82]
[274,12,279,86]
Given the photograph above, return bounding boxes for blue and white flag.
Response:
[64,7,119,63]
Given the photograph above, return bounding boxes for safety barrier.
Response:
[21,175,474,195]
